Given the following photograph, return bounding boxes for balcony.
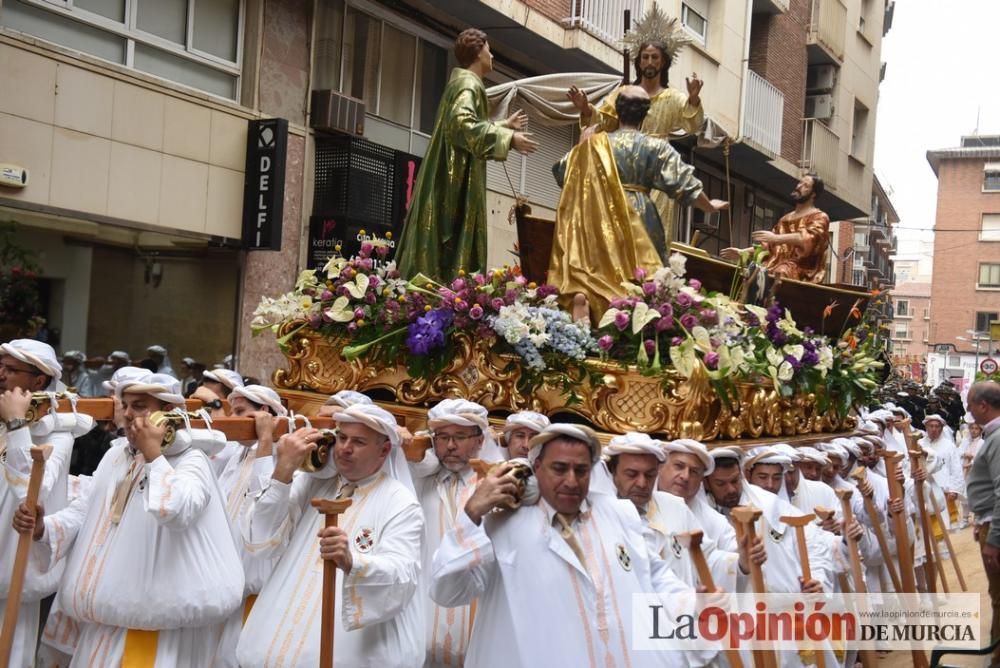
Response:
[742,70,784,157]
[801,118,839,190]
[566,0,646,46]
[753,0,789,14]
[807,0,847,64]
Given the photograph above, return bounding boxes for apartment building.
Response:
[0,0,896,378]
[889,280,929,380]
[924,135,1000,388]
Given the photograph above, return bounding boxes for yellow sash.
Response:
[122,629,158,667]
[243,594,258,625]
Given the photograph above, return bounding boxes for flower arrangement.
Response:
[255,240,884,415]
[252,234,597,390]
[0,222,46,339]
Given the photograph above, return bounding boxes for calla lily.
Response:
[598,308,622,329]
[342,273,370,299]
[744,303,769,322]
[324,296,355,323]
[631,302,661,334]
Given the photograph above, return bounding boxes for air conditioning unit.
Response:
[806,65,836,92]
[311,90,365,136]
[805,94,834,120]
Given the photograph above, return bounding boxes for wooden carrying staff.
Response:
[780,514,826,668]
[849,467,902,592]
[730,506,777,668]
[908,448,955,593]
[881,450,929,668]
[813,506,852,594]
[0,445,52,666]
[311,498,353,668]
[832,490,878,668]
[902,443,937,594]
[676,530,744,668]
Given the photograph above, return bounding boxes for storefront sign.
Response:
[242,118,288,250]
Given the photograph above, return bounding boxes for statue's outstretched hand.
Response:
[511,132,538,155]
[708,199,729,213]
[506,109,528,131]
[566,86,590,114]
[686,73,703,105]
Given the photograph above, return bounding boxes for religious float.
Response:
[255,234,884,445]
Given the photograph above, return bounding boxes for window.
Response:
[893,323,908,340]
[854,230,867,248]
[982,214,1000,241]
[314,0,450,157]
[980,263,1000,288]
[852,268,866,286]
[1,0,242,99]
[751,202,780,232]
[895,299,909,317]
[923,307,930,319]
[985,163,1000,192]
[976,312,999,334]
[851,100,869,159]
[681,1,708,44]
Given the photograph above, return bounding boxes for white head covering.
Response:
[770,443,801,461]
[0,339,63,391]
[332,403,413,494]
[109,350,130,362]
[202,369,244,392]
[323,390,372,408]
[527,423,602,466]
[709,447,744,465]
[427,398,503,462]
[145,345,176,376]
[662,438,715,475]
[503,411,550,434]
[116,372,185,406]
[230,384,288,417]
[796,446,830,466]
[923,413,946,426]
[604,432,666,463]
[818,441,848,463]
[868,409,894,425]
[858,420,880,435]
[744,446,794,471]
[102,366,148,393]
[63,350,86,364]
[836,438,862,459]
[890,406,911,419]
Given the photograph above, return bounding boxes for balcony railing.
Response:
[567,0,646,47]
[808,0,847,62]
[801,118,839,189]
[742,70,784,156]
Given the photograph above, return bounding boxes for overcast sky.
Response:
[873,0,1000,257]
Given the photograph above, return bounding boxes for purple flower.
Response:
[359,258,373,271]
[676,292,693,308]
[406,308,452,355]
[365,292,377,304]
[766,302,784,323]
[536,284,559,298]
[699,309,718,326]
[343,268,355,279]
[598,335,614,351]
[704,351,720,370]
[451,277,467,291]
[609,298,629,309]
[614,311,630,331]
[634,267,647,281]
[514,275,527,286]
[369,276,381,289]
[746,313,760,327]
[320,289,334,301]
[643,282,656,296]
[474,273,487,286]
[376,245,389,258]
[784,354,802,371]
[307,313,322,328]
[802,350,820,366]
[803,326,814,335]
[680,313,699,330]
[353,307,365,320]
[658,303,673,318]
[346,322,358,334]
[766,324,787,347]
[688,279,702,291]
[491,297,505,311]
[469,304,484,320]
[655,316,674,332]
[504,288,518,304]
[671,336,685,347]
[644,339,656,356]
[360,242,373,255]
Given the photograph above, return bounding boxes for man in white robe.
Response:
[410,398,498,668]
[500,410,549,459]
[0,339,91,668]
[317,389,373,416]
[145,345,177,378]
[14,372,242,666]
[237,403,424,667]
[215,384,286,667]
[431,423,699,667]
[919,414,964,526]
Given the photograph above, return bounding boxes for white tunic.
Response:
[1,416,80,668]
[412,465,478,668]
[644,491,740,594]
[431,492,700,668]
[237,471,424,668]
[683,489,739,553]
[35,443,244,667]
[919,435,964,497]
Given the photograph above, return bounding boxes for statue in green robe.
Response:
[396,29,537,281]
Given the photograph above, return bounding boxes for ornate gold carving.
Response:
[271,327,852,440]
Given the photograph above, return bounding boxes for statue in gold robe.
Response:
[396,29,536,281]
[550,87,727,322]
[568,7,705,251]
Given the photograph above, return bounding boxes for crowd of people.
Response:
[2,335,1000,666]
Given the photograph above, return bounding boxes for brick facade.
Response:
[748,0,809,165]
[890,282,931,358]
[927,153,1000,355]
[523,0,571,23]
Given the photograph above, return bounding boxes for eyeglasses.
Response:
[0,363,42,376]
[431,432,481,445]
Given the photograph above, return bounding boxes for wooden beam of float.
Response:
[27,395,230,422]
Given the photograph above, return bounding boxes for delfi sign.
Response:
[242,118,288,250]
